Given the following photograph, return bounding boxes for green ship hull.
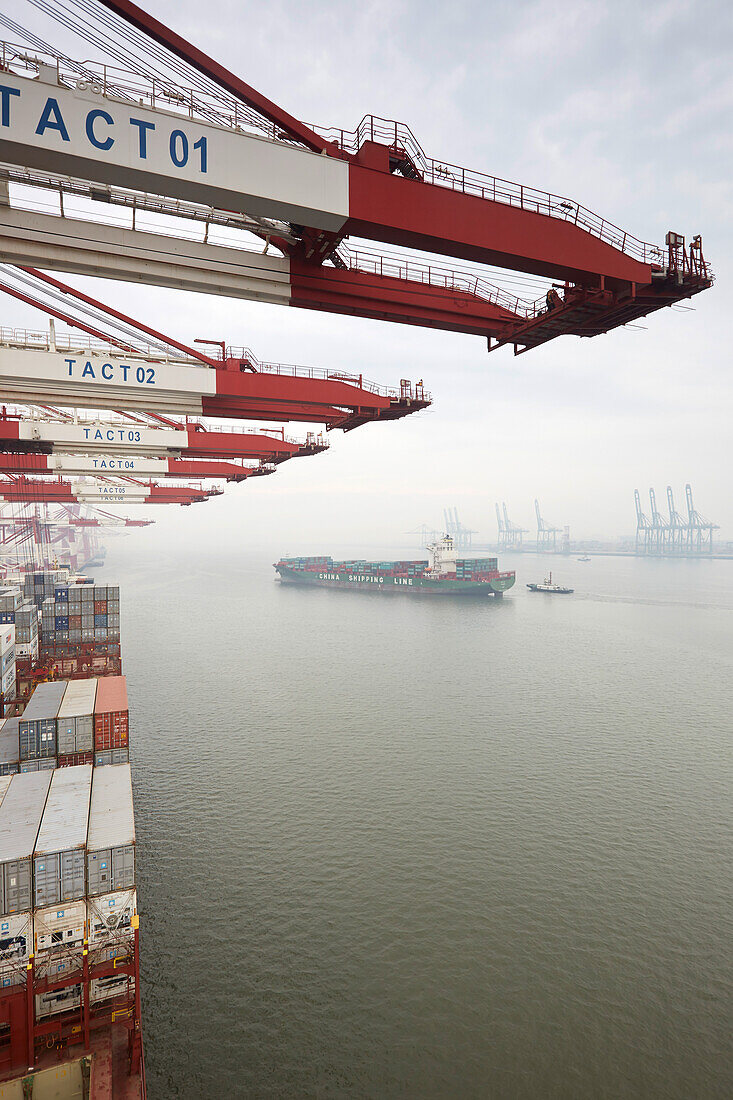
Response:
[275,564,515,596]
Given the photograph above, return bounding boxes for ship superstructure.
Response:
[275,536,515,596]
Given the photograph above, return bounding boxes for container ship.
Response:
[0,567,144,1097]
[275,535,516,596]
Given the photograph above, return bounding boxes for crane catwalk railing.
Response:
[317,116,671,269]
[0,327,429,402]
[2,39,704,279]
[336,244,540,318]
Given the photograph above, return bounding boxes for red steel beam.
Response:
[0,476,211,505]
[98,0,330,154]
[0,416,324,462]
[0,453,268,482]
[343,162,653,288]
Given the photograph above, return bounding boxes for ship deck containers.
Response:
[57,679,97,755]
[0,718,19,775]
[0,775,12,806]
[87,764,135,896]
[33,764,93,908]
[19,681,67,761]
[0,623,15,713]
[0,771,52,915]
[94,677,129,751]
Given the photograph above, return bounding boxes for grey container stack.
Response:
[87,764,135,896]
[0,717,20,775]
[57,680,97,755]
[33,764,93,908]
[19,680,67,762]
[0,770,52,915]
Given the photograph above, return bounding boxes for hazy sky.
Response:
[6,0,732,551]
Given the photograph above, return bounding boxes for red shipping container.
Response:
[70,615,82,629]
[94,600,107,614]
[94,675,129,750]
[58,751,94,767]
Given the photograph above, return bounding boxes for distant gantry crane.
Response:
[635,484,718,555]
[443,507,476,549]
[535,499,562,552]
[496,502,528,551]
[407,508,475,549]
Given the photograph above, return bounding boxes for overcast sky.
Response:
[6,0,732,552]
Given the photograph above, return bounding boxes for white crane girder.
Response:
[72,482,154,501]
[0,345,211,414]
[47,455,171,477]
[0,206,292,303]
[11,419,187,456]
[0,70,349,232]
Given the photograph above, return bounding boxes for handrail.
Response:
[223,346,429,401]
[335,243,541,318]
[0,328,429,402]
[0,42,670,272]
[1,42,709,286]
[316,115,669,267]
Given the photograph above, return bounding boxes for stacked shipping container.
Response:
[0,623,15,714]
[23,569,70,609]
[0,717,20,775]
[19,680,67,770]
[41,583,120,650]
[0,766,137,1012]
[0,770,52,988]
[57,678,97,766]
[7,678,130,770]
[93,676,129,764]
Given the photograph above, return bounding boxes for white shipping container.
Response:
[88,889,136,941]
[87,765,135,895]
[0,724,18,775]
[88,889,136,964]
[0,910,32,985]
[34,899,86,953]
[0,774,13,805]
[90,973,134,1006]
[34,765,93,908]
[16,638,39,661]
[35,984,81,1018]
[57,679,97,754]
[0,771,52,915]
[0,624,15,652]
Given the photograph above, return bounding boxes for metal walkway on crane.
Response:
[0,0,713,351]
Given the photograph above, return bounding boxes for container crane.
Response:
[0,452,274,484]
[634,488,652,553]
[497,502,527,551]
[666,486,688,553]
[685,483,718,553]
[0,408,328,464]
[0,474,217,505]
[0,267,429,428]
[648,487,670,554]
[0,0,713,353]
[535,499,561,552]
[443,507,476,550]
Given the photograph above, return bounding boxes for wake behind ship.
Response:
[275,536,515,597]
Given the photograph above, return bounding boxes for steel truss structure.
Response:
[0,0,712,355]
[496,502,528,551]
[634,484,718,555]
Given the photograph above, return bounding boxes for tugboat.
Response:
[577,555,591,562]
[527,572,574,594]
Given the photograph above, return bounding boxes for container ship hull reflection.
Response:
[275,536,515,597]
